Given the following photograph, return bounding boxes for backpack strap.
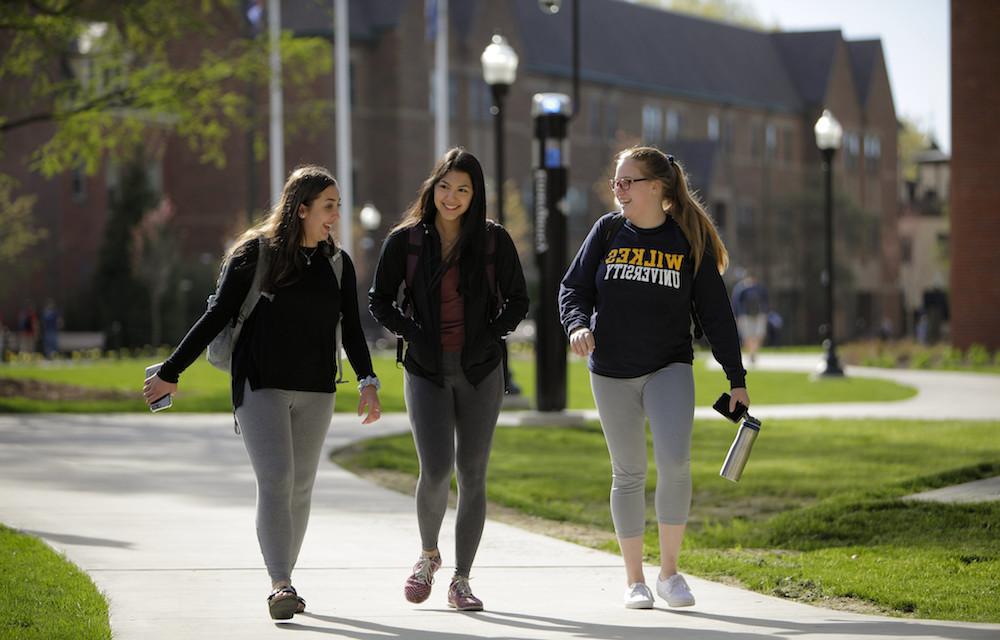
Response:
[235,237,270,331]
[397,225,426,364]
[601,213,627,255]
[327,247,345,383]
[485,223,497,300]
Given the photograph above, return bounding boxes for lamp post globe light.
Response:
[359,202,382,232]
[358,202,382,296]
[814,109,845,377]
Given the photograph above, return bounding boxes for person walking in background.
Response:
[732,273,769,364]
[560,146,748,610]
[16,301,38,354]
[369,148,528,611]
[40,299,61,359]
[142,165,382,620]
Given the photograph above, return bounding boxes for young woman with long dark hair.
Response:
[369,148,528,611]
[143,165,382,619]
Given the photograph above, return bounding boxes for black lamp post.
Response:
[814,109,845,377]
[537,0,579,119]
[481,33,522,396]
[480,34,518,225]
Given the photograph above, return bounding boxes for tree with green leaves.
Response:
[1,0,330,175]
[1,0,332,341]
[0,0,331,275]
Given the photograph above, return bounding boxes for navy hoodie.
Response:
[559,212,746,388]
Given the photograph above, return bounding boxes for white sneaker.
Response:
[656,573,695,607]
[624,582,654,609]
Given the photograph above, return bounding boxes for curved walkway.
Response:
[0,357,997,639]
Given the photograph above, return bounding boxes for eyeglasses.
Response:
[609,177,650,192]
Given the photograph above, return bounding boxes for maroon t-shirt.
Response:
[439,264,464,352]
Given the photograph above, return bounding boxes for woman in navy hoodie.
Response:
[560,146,748,610]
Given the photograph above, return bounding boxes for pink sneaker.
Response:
[447,575,483,611]
[404,554,441,603]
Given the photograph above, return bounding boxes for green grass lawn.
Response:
[333,418,1000,622]
[0,353,914,413]
[0,525,110,640]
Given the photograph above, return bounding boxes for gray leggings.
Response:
[404,351,504,577]
[235,381,336,583]
[590,363,695,538]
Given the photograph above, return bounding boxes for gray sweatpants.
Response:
[236,381,336,583]
[404,351,504,578]
[590,363,695,538]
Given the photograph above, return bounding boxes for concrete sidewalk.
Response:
[0,357,998,638]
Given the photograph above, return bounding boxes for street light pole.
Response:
[814,109,844,377]
[481,34,522,396]
[491,83,507,224]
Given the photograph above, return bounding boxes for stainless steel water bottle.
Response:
[719,415,761,482]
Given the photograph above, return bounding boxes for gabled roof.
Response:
[509,0,802,112]
[770,30,841,107]
[846,39,883,105]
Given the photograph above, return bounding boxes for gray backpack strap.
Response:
[230,237,270,348]
[328,247,345,384]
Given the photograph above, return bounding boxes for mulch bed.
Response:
[0,377,132,401]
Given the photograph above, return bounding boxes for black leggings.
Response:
[403,351,504,577]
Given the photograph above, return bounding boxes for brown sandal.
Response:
[267,586,298,620]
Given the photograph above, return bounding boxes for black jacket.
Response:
[369,221,529,386]
[159,239,375,408]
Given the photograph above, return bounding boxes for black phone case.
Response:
[713,392,748,422]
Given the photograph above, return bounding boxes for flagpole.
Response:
[335,0,353,255]
[434,0,448,159]
[268,0,284,206]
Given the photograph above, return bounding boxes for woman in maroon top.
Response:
[370,148,528,611]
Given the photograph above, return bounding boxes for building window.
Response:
[900,237,912,263]
[765,123,776,161]
[666,109,680,141]
[844,131,861,170]
[429,71,458,116]
[642,105,662,144]
[707,114,719,141]
[606,102,618,137]
[589,95,602,137]
[864,134,881,173]
[467,77,491,122]
[722,116,734,155]
[713,201,727,230]
[737,204,754,231]
[71,167,87,202]
[750,124,762,159]
[783,127,793,164]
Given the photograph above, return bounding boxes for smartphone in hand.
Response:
[712,392,747,423]
[144,363,173,413]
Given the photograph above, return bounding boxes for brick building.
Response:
[949,0,1000,351]
[2,0,902,345]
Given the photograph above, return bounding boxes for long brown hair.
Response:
[228,165,339,290]
[616,146,728,274]
[392,147,489,292]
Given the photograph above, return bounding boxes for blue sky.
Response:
[743,0,950,152]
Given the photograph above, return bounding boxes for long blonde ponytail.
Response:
[616,146,728,274]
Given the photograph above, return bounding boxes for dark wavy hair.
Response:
[393,147,489,293]
[229,165,339,290]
